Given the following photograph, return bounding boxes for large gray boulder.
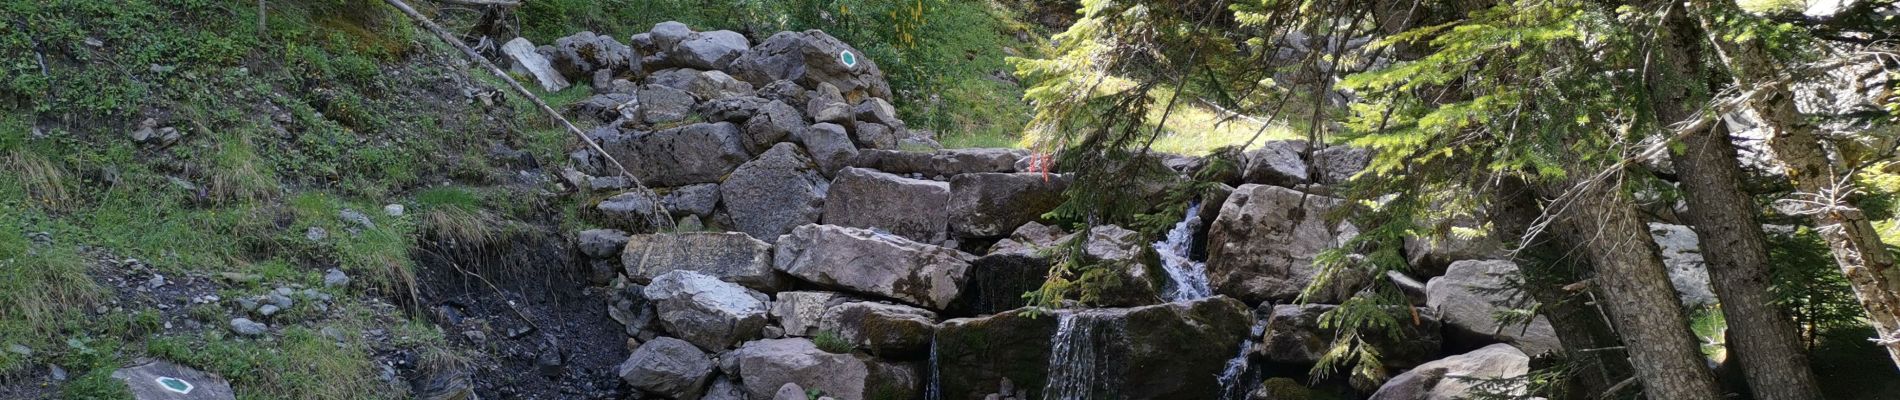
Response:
[728,30,894,101]
[947,173,1070,238]
[1206,184,1362,304]
[622,232,785,292]
[599,122,750,186]
[850,148,1026,177]
[853,98,900,126]
[771,291,859,337]
[774,224,974,310]
[659,183,721,219]
[818,301,938,358]
[503,37,569,92]
[1426,260,1560,355]
[644,270,770,351]
[800,123,859,176]
[684,70,756,101]
[617,336,714,399]
[935,297,1251,400]
[671,30,751,70]
[1649,223,1717,308]
[1368,344,1530,400]
[1260,304,1442,369]
[741,100,805,155]
[821,167,951,244]
[726,338,871,400]
[112,359,237,400]
[1311,145,1372,185]
[720,143,829,242]
[637,84,698,124]
[548,31,633,80]
[1241,140,1309,187]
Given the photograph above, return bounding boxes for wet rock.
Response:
[1427,260,1561,355]
[772,291,858,337]
[818,301,938,358]
[637,84,698,124]
[935,297,1251,400]
[617,336,714,399]
[1241,140,1309,187]
[946,253,1049,316]
[774,224,974,310]
[1368,344,1530,400]
[727,338,871,400]
[821,167,951,244]
[622,232,785,292]
[849,148,1026,176]
[800,123,859,176]
[600,122,750,186]
[660,183,722,219]
[741,100,806,155]
[729,30,894,100]
[1206,184,1362,304]
[1260,304,1441,369]
[578,229,632,259]
[947,173,1069,239]
[112,359,237,400]
[644,270,771,351]
[1649,223,1717,308]
[503,37,569,92]
[720,143,829,242]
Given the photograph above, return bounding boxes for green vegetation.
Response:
[813,330,854,354]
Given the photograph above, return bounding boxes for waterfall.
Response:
[1042,312,1121,400]
[927,332,942,400]
[1216,320,1269,400]
[1155,201,1214,301]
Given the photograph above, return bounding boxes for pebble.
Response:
[229,318,268,337]
[145,274,166,289]
[6,344,31,356]
[462,330,487,343]
[323,269,351,288]
[257,304,280,317]
[48,364,67,381]
[268,293,295,309]
[339,209,375,229]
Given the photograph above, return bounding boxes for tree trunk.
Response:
[1688,0,1900,368]
[1540,173,1723,400]
[1644,6,1824,399]
[1490,177,1631,399]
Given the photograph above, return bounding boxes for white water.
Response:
[1216,320,1269,399]
[1155,202,1214,301]
[1042,312,1108,400]
[927,332,942,400]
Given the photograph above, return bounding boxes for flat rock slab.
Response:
[111,360,236,400]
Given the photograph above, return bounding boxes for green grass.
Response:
[1688,306,1727,360]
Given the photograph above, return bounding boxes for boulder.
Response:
[935,297,1251,400]
[1260,304,1442,369]
[774,224,974,310]
[818,301,938,358]
[645,68,704,91]
[947,173,1070,238]
[800,123,859,176]
[685,70,756,101]
[698,96,770,123]
[571,93,637,122]
[1241,140,1309,187]
[719,143,829,242]
[578,229,631,259]
[622,232,785,292]
[617,336,714,399]
[644,270,770,351]
[726,338,871,400]
[946,253,1050,316]
[1649,223,1717,308]
[649,21,694,50]
[660,183,721,219]
[741,100,806,155]
[850,121,899,150]
[772,291,859,337]
[671,30,750,70]
[729,30,894,100]
[849,148,1026,177]
[548,31,633,80]
[759,80,809,109]
[112,359,237,400]
[1368,344,1530,400]
[637,84,697,124]
[807,82,854,124]
[1426,260,1561,355]
[1402,220,1506,278]
[596,189,668,231]
[853,97,900,126]
[1206,184,1362,304]
[821,167,951,244]
[1311,145,1372,185]
[599,122,750,186]
[1072,225,1164,307]
[503,37,569,92]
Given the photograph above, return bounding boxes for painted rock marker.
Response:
[157,376,195,394]
[111,359,235,399]
[839,50,858,68]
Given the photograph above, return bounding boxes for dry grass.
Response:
[3,150,72,209]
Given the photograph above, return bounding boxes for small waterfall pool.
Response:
[1156,201,1214,302]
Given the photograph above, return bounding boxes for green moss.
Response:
[814,330,855,354]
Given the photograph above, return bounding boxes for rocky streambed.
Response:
[473,21,1729,400]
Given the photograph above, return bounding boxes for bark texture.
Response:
[1688,0,1900,368]
[1490,177,1631,399]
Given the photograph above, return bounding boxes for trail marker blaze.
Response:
[156,376,194,394]
[840,50,858,68]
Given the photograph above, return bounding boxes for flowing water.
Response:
[1216,320,1270,400]
[1042,312,1120,400]
[927,332,942,400]
[1156,201,1214,302]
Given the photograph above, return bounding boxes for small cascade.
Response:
[1216,320,1270,400]
[927,332,942,400]
[1042,312,1121,400]
[1155,201,1214,301]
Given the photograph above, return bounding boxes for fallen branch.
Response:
[431,0,520,6]
[383,0,674,229]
